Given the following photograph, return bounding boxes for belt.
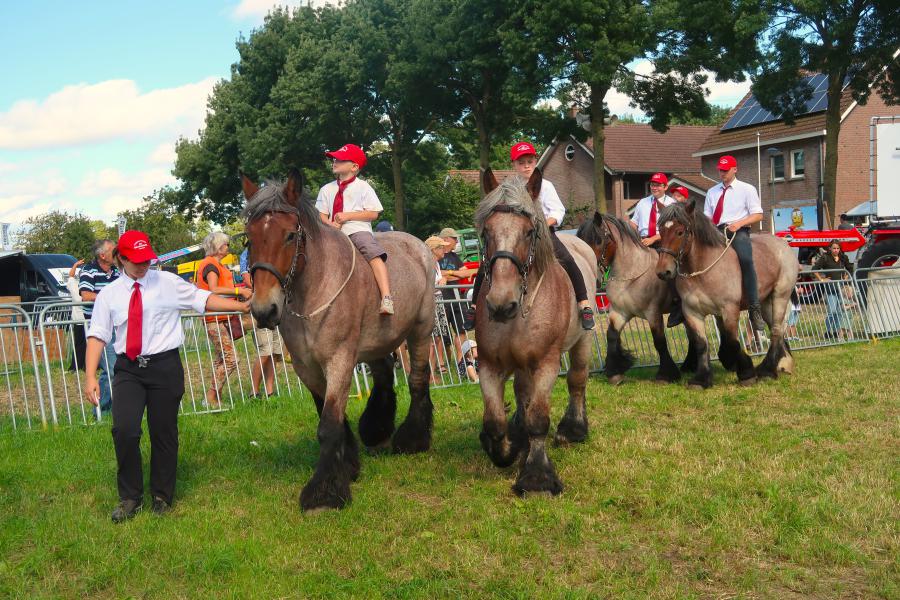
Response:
[116,348,180,368]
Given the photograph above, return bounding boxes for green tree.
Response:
[751,0,900,227]
[671,104,733,126]
[114,189,212,257]
[515,0,767,212]
[16,211,96,259]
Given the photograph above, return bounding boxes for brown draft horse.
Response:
[655,201,798,389]
[243,170,435,512]
[577,212,699,384]
[474,168,598,496]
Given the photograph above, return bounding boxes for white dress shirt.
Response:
[64,275,85,321]
[86,269,212,355]
[538,180,566,226]
[315,178,384,236]
[703,178,762,225]
[631,194,675,237]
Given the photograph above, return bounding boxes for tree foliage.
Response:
[16,212,97,259]
[114,189,212,256]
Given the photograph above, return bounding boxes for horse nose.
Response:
[657,268,673,281]
[252,302,280,328]
[486,299,519,322]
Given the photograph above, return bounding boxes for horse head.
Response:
[242,169,309,328]
[655,200,695,280]
[577,212,617,268]
[476,167,551,323]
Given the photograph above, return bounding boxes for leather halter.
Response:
[482,205,539,315]
[248,215,306,307]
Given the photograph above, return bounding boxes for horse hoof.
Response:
[687,382,707,391]
[364,437,393,455]
[512,467,563,497]
[299,476,351,513]
[392,421,431,455]
[738,376,757,387]
[608,374,625,386]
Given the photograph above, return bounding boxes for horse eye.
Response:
[286,232,296,243]
[677,230,684,237]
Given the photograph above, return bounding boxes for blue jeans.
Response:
[824,290,850,334]
[96,333,117,415]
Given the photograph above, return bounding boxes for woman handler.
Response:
[84,231,250,523]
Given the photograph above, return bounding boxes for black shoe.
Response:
[667,303,684,328]
[580,307,596,330]
[749,304,767,332]
[151,496,172,515]
[463,306,476,331]
[111,499,142,523]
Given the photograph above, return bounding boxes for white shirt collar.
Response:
[119,269,153,286]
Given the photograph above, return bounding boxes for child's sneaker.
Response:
[580,307,596,330]
[379,295,395,315]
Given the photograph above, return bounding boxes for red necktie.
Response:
[712,186,729,225]
[332,176,356,218]
[126,282,143,360]
[648,201,658,237]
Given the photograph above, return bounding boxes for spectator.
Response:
[65,259,86,371]
[195,232,252,409]
[375,220,394,233]
[437,227,478,356]
[425,236,453,382]
[457,339,479,383]
[813,240,854,340]
[785,289,801,341]
[837,213,855,230]
[79,239,120,416]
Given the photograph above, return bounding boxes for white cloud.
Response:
[77,167,174,203]
[231,0,339,19]
[0,77,218,150]
[148,142,177,166]
[0,161,17,174]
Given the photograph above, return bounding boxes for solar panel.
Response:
[721,73,837,131]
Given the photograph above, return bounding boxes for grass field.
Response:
[1,339,898,599]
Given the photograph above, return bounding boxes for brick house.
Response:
[536,124,717,226]
[694,75,898,230]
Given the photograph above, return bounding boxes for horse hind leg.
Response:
[756,295,793,378]
[650,315,680,383]
[684,314,714,389]
[605,311,634,386]
[714,316,737,372]
[392,325,433,454]
[720,309,756,385]
[358,357,397,450]
[513,361,563,497]
[556,335,591,444]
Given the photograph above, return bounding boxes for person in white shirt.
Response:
[316,143,394,315]
[64,259,86,371]
[703,154,766,331]
[630,172,676,246]
[84,230,249,523]
[463,141,595,331]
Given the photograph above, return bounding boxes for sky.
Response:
[0,1,751,230]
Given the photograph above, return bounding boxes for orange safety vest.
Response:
[194,256,235,323]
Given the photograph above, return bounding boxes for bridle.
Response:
[655,222,691,277]
[248,213,306,308]
[482,205,540,316]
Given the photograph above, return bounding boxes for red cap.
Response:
[510,142,537,161]
[717,155,737,171]
[118,230,157,263]
[649,172,668,185]
[326,143,367,169]
[671,185,690,199]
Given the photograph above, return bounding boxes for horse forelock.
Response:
[242,179,321,238]
[474,176,555,274]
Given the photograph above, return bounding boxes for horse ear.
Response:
[481,167,499,195]
[525,167,543,201]
[686,198,696,215]
[593,211,604,226]
[284,167,304,207]
[240,171,259,200]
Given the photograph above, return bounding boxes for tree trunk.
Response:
[590,83,609,213]
[391,141,406,231]
[822,75,843,230]
[473,107,491,195]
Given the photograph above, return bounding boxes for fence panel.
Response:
[0,304,48,431]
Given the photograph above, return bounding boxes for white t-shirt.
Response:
[703,178,762,226]
[86,270,212,355]
[538,180,566,226]
[631,195,675,237]
[65,274,84,321]
[315,178,384,236]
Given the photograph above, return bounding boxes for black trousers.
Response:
[68,324,86,372]
[472,230,589,303]
[111,349,184,504]
[722,226,760,306]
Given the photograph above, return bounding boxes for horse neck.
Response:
[608,229,654,276]
[295,226,352,297]
[682,236,719,274]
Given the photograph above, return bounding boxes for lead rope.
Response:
[289,234,357,320]
[678,228,737,278]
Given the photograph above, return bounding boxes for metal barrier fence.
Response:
[2,265,899,433]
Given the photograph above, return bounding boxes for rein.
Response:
[657,224,737,278]
[596,221,653,283]
[248,216,356,320]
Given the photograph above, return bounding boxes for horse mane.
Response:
[658,202,724,248]
[578,212,647,254]
[473,176,555,274]
[241,178,321,239]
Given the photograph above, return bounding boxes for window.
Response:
[623,180,631,199]
[791,150,805,178]
[564,144,575,161]
[771,153,785,181]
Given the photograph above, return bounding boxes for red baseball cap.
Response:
[671,185,690,199]
[326,143,367,169]
[717,155,737,171]
[649,172,669,185]
[118,230,157,263]
[510,141,537,161]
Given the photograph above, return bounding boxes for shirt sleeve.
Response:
[78,269,94,293]
[315,185,330,216]
[540,182,565,224]
[703,188,716,218]
[745,182,763,215]
[170,273,213,313]
[85,290,113,343]
[630,199,642,226]
[360,181,384,213]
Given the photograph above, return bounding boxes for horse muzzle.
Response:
[250,290,285,328]
[486,298,519,323]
